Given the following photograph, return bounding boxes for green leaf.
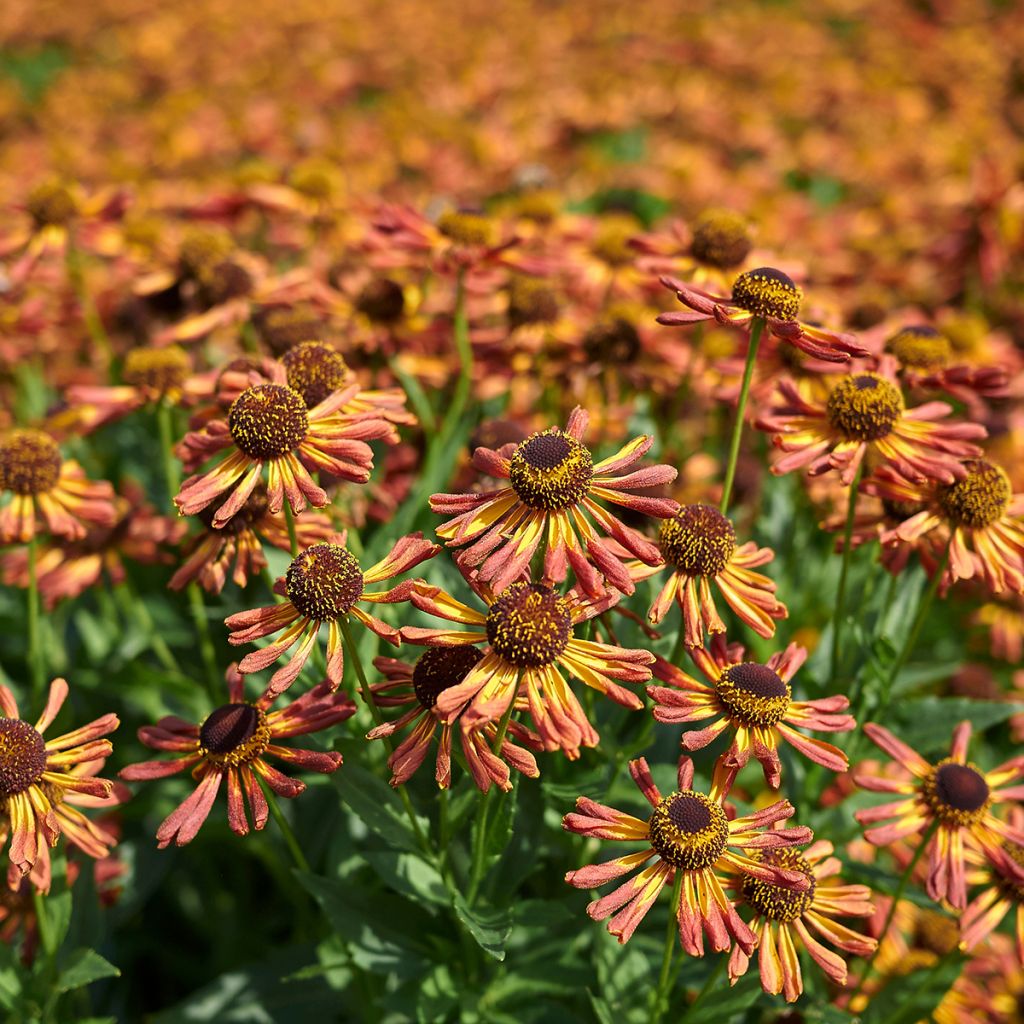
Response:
[451,893,511,962]
[0,45,70,104]
[56,948,120,993]
[889,697,1024,753]
[683,969,766,1022]
[334,761,423,854]
[362,850,449,908]
[416,964,460,1023]
[861,953,963,1024]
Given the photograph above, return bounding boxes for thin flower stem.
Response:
[669,621,689,668]
[681,951,727,1022]
[337,614,432,856]
[32,888,59,1024]
[188,584,221,699]
[719,316,764,515]
[830,462,864,680]
[155,398,180,508]
[261,782,312,873]
[650,872,683,1023]
[847,819,939,1005]
[27,534,45,700]
[283,503,300,558]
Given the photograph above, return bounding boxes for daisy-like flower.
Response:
[0,429,116,544]
[169,484,334,594]
[0,679,119,890]
[726,839,877,1001]
[225,533,438,695]
[639,503,787,646]
[563,756,812,953]
[648,636,855,788]
[855,721,1024,909]
[401,578,652,757]
[756,357,987,485]
[960,807,1024,963]
[174,378,398,527]
[368,651,540,792]
[429,406,679,597]
[119,666,354,848]
[876,459,1024,594]
[657,267,868,363]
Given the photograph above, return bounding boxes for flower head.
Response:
[119,665,354,847]
[563,756,812,953]
[0,679,119,891]
[648,635,855,788]
[855,721,1024,909]
[430,406,679,597]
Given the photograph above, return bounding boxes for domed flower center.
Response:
[508,275,559,328]
[938,460,1010,528]
[881,497,928,521]
[912,910,960,955]
[437,210,496,247]
[648,791,729,870]
[198,483,270,533]
[716,662,791,727]
[0,429,62,495]
[731,267,801,321]
[998,842,1024,902]
[591,216,637,267]
[741,849,816,922]
[289,160,337,200]
[690,210,752,270]
[198,703,271,767]
[923,758,991,825]
[122,346,190,394]
[470,419,527,455]
[0,718,48,797]
[485,582,572,668]
[412,647,484,709]
[27,181,77,228]
[508,429,594,511]
[228,384,309,459]
[582,317,642,366]
[825,373,904,441]
[886,326,951,370]
[282,341,352,408]
[356,279,406,325]
[659,504,737,577]
[178,228,234,280]
[285,543,365,621]
[200,259,253,303]
[254,305,324,356]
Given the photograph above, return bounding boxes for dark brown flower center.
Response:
[282,341,351,408]
[591,216,637,267]
[741,849,816,922]
[731,267,801,321]
[508,275,559,329]
[197,483,269,533]
[922,758,990,825]
[582,317,642,366]
[356,278,406,325]
[0,429,62,495]
[122,346,190,394]
[199,259,253,304]
[27,181,77,228]
[912,910,960,955]
[485,582,572,668]
[0,718,48,797]
[648,791,729,869]
[508,429,594,511]
[826,373,904,441]
[437,210,496,247]
[177,228,234,280]
[690,209,752,270]
[659,504,736,577]
[412,647,484,709]
[716,662,791,728]
[938,460,1010,528]
[285,543,365,621]
[886,325,951,370]
[253,305,325,356]
[198,703,270,767]
[228,384,309,459]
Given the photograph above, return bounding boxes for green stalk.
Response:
[681,952,727,1022]
[284,502,300,558]
[261,781,311,873]
[155,399,180,508]
[719,317,764,514]
[27,534,45,699]
[650,872,684,1023]
[830,462,864,680]
[188,584,221,699]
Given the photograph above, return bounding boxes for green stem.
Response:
[188,584,221,699]
[651,872,683,1023]
[32,888,56,958]
[284,502,300,558]
[847,819,939,1005]
[681,952,727,1022]
[32,888,59,1024]
[719,317,764,515]
[261,782,311,872]
[669,620,689,668]
[156,399,180,507]
[27,534,44,700]
[442,270,472,441]
[119,581,179,674]
[830,462,864,680]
